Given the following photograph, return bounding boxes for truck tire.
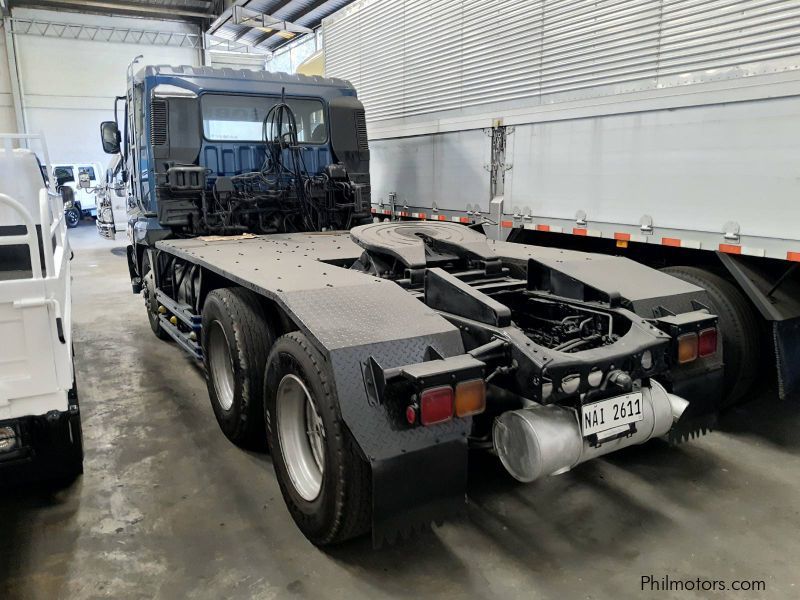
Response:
[65,207,80,228]
[141,252,171,341]
[202,288,274,449]
[57,411,85,482]
[264,332,371,546]
[49,377,84,486]
[661,266,760,407]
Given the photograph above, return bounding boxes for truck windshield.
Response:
[201,94,327,144]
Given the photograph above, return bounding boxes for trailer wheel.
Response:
[202,288,274,449]
[661,266,760,406]
[264,332,371,546]
[141,252,171,341]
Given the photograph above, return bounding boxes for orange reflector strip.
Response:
[787,252,800,262]
[614,232,631,241]
[437,215,447,221]
[501,220,514,228]
[719,244,742,254]
[662,238,681,247]
[419,213,426,220]
[573,228,588,236]
[536,224,551,232]
[677,332,698,364]
[454,379,486,417]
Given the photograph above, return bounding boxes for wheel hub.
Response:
[277,374,325,502]
[208,321,235,411]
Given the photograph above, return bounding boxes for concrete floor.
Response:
[2,222,799,599]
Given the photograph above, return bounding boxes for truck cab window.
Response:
[54,166,74,186]
[79,166,96,180]
[201,94,326,144]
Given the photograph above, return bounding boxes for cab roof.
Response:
[134,65,356,98]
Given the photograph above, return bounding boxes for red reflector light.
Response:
[698,327,718,357]
[420,386,454,426]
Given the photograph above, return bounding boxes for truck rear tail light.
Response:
[698,328,718,357]
[677,332,698,364]
[455,379,486,417]
[420,386,454,426]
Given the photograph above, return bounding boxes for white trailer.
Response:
[0,133,83,482]
[323,0,800,405]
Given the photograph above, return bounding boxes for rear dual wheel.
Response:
[200,290,371,544]
[661,266,760,407]
[201,288,274,449]
[264,332,371,546]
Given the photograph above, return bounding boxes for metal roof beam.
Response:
[12,0,214,21]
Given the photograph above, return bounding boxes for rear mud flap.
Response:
[371,439,467,547]
[668,368,724,443]
[774,317,800,401]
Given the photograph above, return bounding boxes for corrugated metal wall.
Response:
[324,0,800,123]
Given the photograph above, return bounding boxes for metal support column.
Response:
[2,17,26,135]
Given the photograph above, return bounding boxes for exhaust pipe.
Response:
[493,380,687,483]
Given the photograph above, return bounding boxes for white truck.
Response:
[53,161,103,228]
[323,0,800,409]
[0,133,84,482]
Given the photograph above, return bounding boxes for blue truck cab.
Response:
[100,65,372,289]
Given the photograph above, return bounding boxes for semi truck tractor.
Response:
[101,64,723,546]
[322,0,800,408]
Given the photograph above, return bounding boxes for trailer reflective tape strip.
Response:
[523,223,537,230]
[437,214,447,221]
[536,224,550,232]
[410,212,427,220]
[614,232,631,241]
[788,252,800,262]
[572,228,587,236]
[459,216,469,224]
[681,240,702,250]
[396,211,410,217]
[629,234,648,243]
[741,246,766,258]
[662,238,682,247]
[371,207,376,213]
[501,220,514,228]
[718,243,742,254]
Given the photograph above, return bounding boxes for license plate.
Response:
[581,392,644,436]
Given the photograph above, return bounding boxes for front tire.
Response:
[141,252,171,341]
[201,288,274,448]
[264,332,371,546]
[65,207,80,229]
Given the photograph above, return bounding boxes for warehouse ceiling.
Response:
[10,0,356,50]
[8,0,217,22]
[208,0,355,51]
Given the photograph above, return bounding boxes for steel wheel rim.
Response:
[66,210,79,226]
[142,267,159,323]
[277,374,325,502]
[208,321,235,411]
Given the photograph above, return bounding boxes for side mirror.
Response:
[61,186,75,205]
[100,121,120,154]
[78,172,92,189]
